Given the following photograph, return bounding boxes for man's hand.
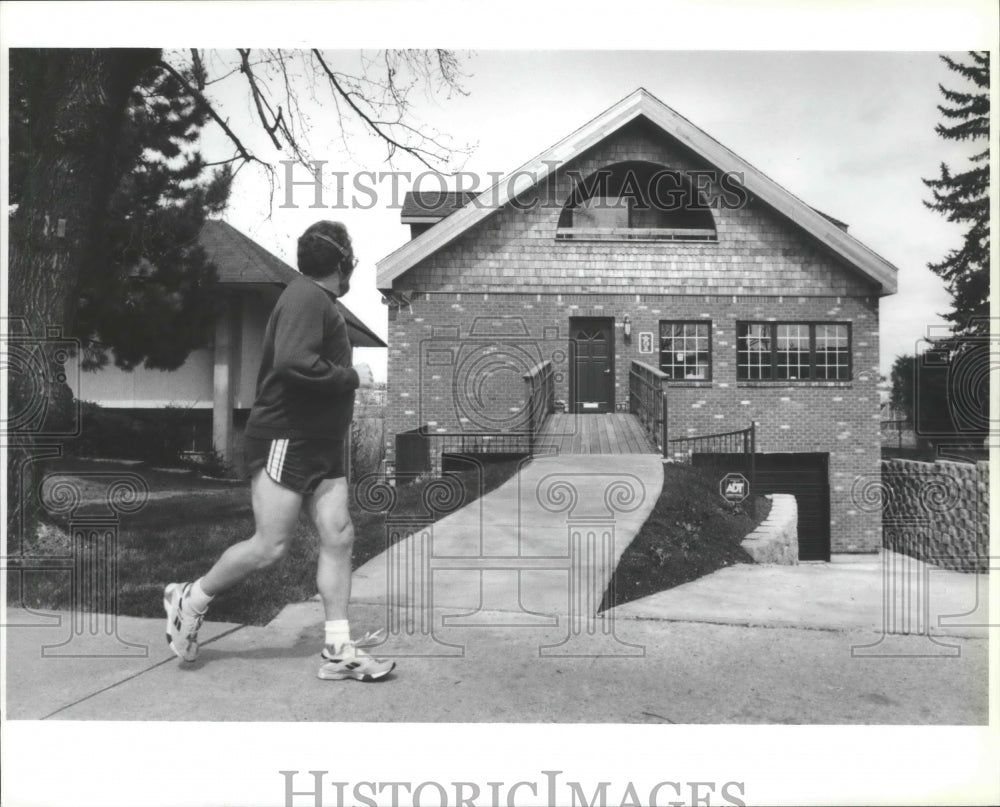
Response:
[354,362,374,389]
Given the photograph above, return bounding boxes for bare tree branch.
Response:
[238,48,283,150]
[312,49,446,170]
[156,58,270,172]
[161,48,473,196]
[190,48,205,90]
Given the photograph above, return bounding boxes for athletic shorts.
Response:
[245,437,346,494]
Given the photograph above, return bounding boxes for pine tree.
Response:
[923,51,990,339]
[7,48,467,543]
[9,55,232,370]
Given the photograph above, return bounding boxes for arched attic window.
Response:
[556,161,717,241]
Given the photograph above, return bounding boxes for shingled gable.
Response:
[376,88,899,295]
[200,219,386,348]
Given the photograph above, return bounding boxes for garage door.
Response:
[692,453,831,561]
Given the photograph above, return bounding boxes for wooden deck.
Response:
[535,413,660,455]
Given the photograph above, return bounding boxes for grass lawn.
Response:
[600,462,771,612]
[11,455,769,625]
[10,456,524,626]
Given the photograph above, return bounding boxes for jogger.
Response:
[164,221,394,681]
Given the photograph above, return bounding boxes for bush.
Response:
[64,401,201,466]
[182,448,232,478]
[351,415,385,479]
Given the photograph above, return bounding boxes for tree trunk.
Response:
[7,49,159,544]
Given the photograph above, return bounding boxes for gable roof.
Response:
[200,219,300,285]
[377,88,898,295]
[200,220,386,348]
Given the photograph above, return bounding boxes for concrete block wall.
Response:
[742,494,798,564]
[881,459,990,572]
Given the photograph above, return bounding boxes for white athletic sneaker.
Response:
[318,630,395,681]
[164,582,205,662]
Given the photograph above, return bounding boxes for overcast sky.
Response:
[197,50,975,382]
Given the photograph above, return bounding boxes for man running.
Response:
[164,220,394,682]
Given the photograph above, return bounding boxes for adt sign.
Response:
[720,472,750,503]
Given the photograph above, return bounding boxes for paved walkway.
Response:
[613,552,991,639]
[3,454,991,723]
[350,453,662,624]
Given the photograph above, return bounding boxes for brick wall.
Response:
[386,291,881,553]
[383,117,886,554]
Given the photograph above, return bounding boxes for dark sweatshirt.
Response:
[245,277,359,440]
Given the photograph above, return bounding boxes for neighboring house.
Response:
[376,88,898,560]
[69,219,386,474]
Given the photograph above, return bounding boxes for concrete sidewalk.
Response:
[611,552,991,639]
[5,597,988,723]
[350,453,662,619]
[2,454,991,723]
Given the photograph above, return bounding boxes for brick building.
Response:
[375,88,898,559]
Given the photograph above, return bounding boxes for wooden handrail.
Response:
[629,360,668,380]
[523,360,554,455]
[522,360,552,381]
[629,360,668,455]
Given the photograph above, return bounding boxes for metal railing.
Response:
[555,226,717,242]
[394,361,554,482]
[669,422,758,517]
[880,419,916,450]
[629,360,668,453]
[667,424,756,457]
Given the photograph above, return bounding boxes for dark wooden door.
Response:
[754,454,830,561]
[570,318,614,413]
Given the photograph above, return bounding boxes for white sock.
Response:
[325,619,351,650]
[186,579,214,614]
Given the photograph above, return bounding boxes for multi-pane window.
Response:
[737,323,771,380]
[556,161,718,241]
[737,322,850,381]
[659,321,711,380]
[777,324,810,380]
[815,324,850,379]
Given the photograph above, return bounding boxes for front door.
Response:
[570,317,614,413]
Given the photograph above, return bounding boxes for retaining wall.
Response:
[880,458,989,572]
[741,493,798,564]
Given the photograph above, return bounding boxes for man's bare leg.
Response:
[307,476,353,621]
[309,475,395,680]
[198,468,304,595]
[164,468,303,661]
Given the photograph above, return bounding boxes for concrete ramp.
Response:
[351,454,663,632]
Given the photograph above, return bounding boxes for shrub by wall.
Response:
[65,402,203,466]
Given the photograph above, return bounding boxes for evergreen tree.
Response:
[923,51,990,338]
[10,54,231,370]
[7,48,468,542]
